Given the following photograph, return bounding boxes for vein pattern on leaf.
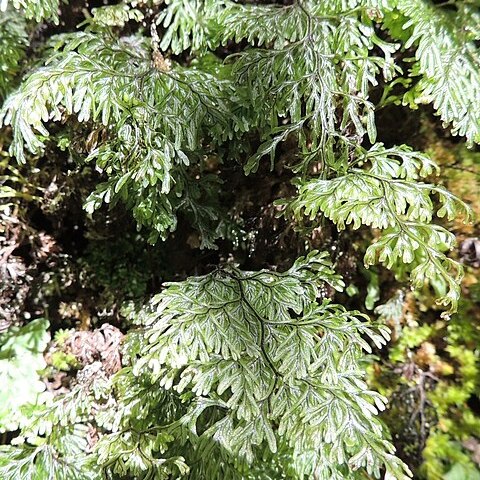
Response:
[132,251,410,478]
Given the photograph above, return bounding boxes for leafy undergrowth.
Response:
[1,1,480,479]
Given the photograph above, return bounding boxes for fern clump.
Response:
[0,0,478,478]
[0,254,411,479]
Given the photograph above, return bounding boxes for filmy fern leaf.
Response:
[0,0,61,24]
[0,2,478,477]
[0,29,241,242]
[224,2,398,174]
[0,443,99,480]
[388,0,480,144]
[0,9,27,98]
[289,144,472,316]
[131,251,410,479]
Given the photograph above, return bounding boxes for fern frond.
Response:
[95,430,189,479]
[0,0,61,23]
[1,32,235,162]
[156,1,398,172]
[219,2,398,173]
[131,251,410,479]
[0,441,98,480]
[91,3,144,28]
[156,0,225,54]
[289,145,472,316]
[1,30,240,241]
[0,319,51,433]
[0,9,27,98]
[390,0,480,144]
[218,1,309,48]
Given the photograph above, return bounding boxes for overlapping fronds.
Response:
[0,1,478,478]
[1,29,241,242]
